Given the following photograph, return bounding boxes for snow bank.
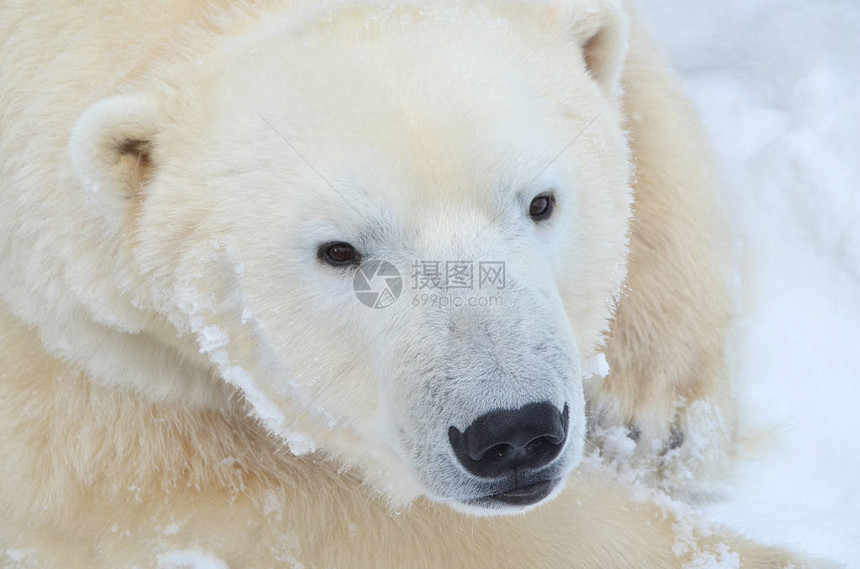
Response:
[639,0,860,565]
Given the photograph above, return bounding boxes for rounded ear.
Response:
[70,93,161,218]
[566,0,629,97]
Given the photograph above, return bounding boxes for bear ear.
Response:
[70,93,161,219]
[565,0,629,97]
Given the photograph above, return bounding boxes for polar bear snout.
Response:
[448,402,569,478]
[446,402,569,506]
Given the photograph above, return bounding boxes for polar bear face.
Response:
[70,2,631,513]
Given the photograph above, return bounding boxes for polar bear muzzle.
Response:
[448,402,569,506]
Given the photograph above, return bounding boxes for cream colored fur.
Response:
[0,308,815,567]
[0,0,824,566]
[591,8,737,491]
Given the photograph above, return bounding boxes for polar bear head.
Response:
[67,0,631,514]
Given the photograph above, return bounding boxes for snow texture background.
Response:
[640,0,860,565]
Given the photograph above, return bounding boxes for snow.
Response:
[596,425,638,459]
[582,352,610,379]
[197,325,229,354]
[161,523,182,536]
[683,543,741,569]
[173,272,316,456]
[157,550,229,569]
[639,0,860,566]
[3,549,33,562]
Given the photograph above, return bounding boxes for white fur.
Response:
[0,0,827,566]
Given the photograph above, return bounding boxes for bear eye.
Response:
[318,242,362,267]
[529,193,555,222]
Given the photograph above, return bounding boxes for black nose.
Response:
[448,402,568,478]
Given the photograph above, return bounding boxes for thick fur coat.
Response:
[0,0,820,566]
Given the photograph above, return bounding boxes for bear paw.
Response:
[586,382,735,496]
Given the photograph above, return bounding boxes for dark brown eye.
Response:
[318,242,362,267]
[529,194,555,222]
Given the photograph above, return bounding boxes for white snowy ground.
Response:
[639,1,860,565]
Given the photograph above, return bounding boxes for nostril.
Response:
[526,436,552,455]
[449,402,569,478]
[481,443,510,462]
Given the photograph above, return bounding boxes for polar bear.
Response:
[0,0,819,567]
